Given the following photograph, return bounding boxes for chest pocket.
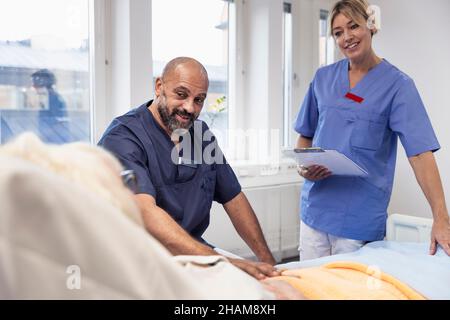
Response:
[351,111,388,151]
[315,105,355,150]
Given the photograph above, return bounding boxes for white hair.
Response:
[0,133,143,227]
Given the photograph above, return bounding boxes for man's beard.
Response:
[157,93,196,133]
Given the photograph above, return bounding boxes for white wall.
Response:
[291,0,315,134]
[234,0,284,161]
[291,0,335,145]
[106,0,153,125]
[370,0,450,219]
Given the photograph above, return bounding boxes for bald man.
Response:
[99,57,280,279]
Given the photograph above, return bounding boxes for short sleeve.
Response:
[98,125,156,197]
[294,80,319,138]
[389,78,440,157]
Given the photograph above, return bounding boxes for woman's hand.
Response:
[430,218,450,256]
[297,164,332,181]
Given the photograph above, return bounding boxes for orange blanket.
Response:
[274,261,425,300]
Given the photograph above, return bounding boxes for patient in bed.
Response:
[0,133,303,299]
[1,133,446,300]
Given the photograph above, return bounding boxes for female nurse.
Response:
[294,0,450,260]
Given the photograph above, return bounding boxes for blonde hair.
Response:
[329,0,376,36]
[0,133,144,227]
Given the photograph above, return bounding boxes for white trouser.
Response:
[299,221,366,261]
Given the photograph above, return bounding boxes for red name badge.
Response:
[345,92,364,103]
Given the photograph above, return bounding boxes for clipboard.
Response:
[292,148,368,177]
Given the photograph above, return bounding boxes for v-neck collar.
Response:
[140,102,176,149]
[343,58,386,95]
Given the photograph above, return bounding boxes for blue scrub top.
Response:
[294,59,440,241]
[98,101,241,242]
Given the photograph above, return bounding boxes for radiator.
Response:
[203,168,302,262]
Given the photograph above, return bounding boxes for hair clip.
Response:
[366,4,381,31]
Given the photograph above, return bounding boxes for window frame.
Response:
[282,2,293,148]
[150,0,236,143]
[91,0,107,143]
[319,9,336,67]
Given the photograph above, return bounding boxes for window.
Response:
[319,9,335,67]
[282,2,293,148]
[0,0,92,144]
[151,0,233,137]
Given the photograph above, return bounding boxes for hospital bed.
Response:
[386,213,433,242]
[0,142,447,299]
[277,214,450,300]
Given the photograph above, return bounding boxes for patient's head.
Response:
[0,133,143,226]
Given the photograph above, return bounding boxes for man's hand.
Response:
[297,164,332,181]
[430,218,450,256]
[228,258,281,280]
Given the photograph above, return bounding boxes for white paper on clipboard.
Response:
[291,148,368,177]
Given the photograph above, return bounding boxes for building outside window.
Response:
[0,0,92,144]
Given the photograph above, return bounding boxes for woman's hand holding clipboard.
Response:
[293,148,368,179]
